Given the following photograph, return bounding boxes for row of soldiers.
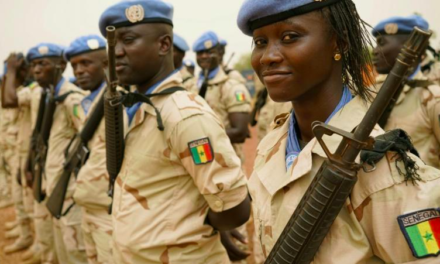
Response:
[1,0,440,263]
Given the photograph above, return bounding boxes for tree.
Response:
[233,53,252,72]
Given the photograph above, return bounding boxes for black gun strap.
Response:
[54,91,79,103]
[112,86,185,131]
[406,79,435,88]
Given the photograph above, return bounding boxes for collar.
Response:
[81,81,105,114]
[257,96,382,195]
[127,70,183,130]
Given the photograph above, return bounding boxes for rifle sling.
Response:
[111,86,185,131]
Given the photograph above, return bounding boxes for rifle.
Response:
[104,26,125,214]
[198,69,209,98]
[265,28,431,264]
[250,88,268,126]
[32,66,62,202]
[24,88,47,188]
[46,91,105,218]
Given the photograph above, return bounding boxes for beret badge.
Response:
[204,40,213,49]
[38,46,49,55]
[87,39,100,50]
[125,5,144,23]
[384,23,399,34]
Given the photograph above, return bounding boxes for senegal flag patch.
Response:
[398,208,440,259]
[235,91,245,102]
[73,104,80,118]
[188,137,214,165]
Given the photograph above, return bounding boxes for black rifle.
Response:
[198,69,209,98]
[265,28,431,264]
[104,26,125,214]
[250,88,268,126]
[46,91,105,218]
[26,88,47,188]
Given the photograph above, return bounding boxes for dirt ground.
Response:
[0,126,260,264]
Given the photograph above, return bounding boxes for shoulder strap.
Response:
[111,86,186,131]
[54,91,79,103]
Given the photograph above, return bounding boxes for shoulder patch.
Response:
[73,104,80,118]
[235,90,246,102]
[397,208,440,259]
[188,137,214,165]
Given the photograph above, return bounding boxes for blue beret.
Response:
[237,0,342,36]
[183,59,195,67]
[219,39,227,46]
[26,43,64,62]
[99,0,173,37]
[192,31,219,52]
[372,15,429,37]
[64,35,106,61]
[173,33,190,52]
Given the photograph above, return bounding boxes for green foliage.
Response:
[233,53,252,72]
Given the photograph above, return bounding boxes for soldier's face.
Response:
[114,23,172,86]
[70,50,106,91]
[251,12,338,103]
[30,58,59,88]
[196,48,220,71]
[373,35,408,75]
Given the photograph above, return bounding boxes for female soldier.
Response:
[237,0,440,263]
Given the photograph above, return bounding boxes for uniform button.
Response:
[215,200,222,208]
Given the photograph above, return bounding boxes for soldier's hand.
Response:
[220,229,250,261]
[6,53,24,73]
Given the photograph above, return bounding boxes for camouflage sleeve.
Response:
[30,88,42,129]
[64,93,86,131]
[222,80,252,113]
[17,87,31,107]
[357,152,440,263]
[168,112,248,213]
[426,88,440,144]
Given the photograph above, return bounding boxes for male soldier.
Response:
[29,43,87,263]
[1,53,34,254]
[193,31,252,263]
[372,15,440,168]
[193,31,251,163]
[64,35,114,264]
[99,0,250,263]
[173,33,197,92]
[218,38,246,84]
[183,59,195,76]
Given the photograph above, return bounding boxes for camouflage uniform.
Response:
[377,72,440,168]
[201,67,251,163]
[112,72,248,263]
[256,96,291,142]
[73,86,125,264]
[249,96,440,263]
[0,89,13,206]
[19,85,58,263]
[180,66,197,94]
[44,79,87,264]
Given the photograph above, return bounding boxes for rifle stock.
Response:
[105,26,125,214]
[265,28,431,264]
[46,89,106,218]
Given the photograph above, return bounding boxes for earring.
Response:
[334,53,342,61]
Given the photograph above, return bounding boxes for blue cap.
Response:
[183,59,195,67]
[99,0,174,37]
[64,35,106,61]
[219,39,227,46]
[173,33,190,52]
[237,0,342,36]
[192,31,219,52]
[26,43,64,62]
[372,15,429,37]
